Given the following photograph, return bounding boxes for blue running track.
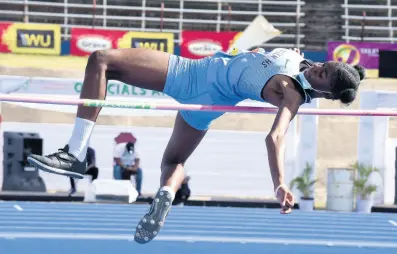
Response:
[0,201,396,254]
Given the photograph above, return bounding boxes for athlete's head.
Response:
[303,61,366,104]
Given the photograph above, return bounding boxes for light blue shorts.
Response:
[163,54,237,130]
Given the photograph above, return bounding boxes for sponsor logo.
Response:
[187,40,222,56]
[16,29,55,48]
[76,35,112,53]
[131,38,168,52]
[332,44,360,65]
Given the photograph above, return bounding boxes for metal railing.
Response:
[0,0,306,48]
[342,0,396,43]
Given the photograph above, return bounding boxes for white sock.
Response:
[67,117,95,162]
[159,186,175,201]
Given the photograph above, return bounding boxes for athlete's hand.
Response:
[275,184,295,214]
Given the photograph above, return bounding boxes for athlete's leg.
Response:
[134,113,207,244]
[77,48,169,121]
[160,113,207,191]
[27,48,171,178]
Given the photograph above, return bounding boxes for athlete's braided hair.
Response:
[327,63,366,105]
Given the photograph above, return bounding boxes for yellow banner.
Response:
[117,31,174,54]
[2,22,61,55]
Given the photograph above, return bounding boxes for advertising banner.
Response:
[70,28,125,56]
[0,22,61,55]
[180,31,240,59]
[327,41,397,78]
[0,75,168,98]
[71,28,174,56]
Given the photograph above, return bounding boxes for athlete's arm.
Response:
[265,79,303,191]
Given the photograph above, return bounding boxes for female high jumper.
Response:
[27,46,365,244]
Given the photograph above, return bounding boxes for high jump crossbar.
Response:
[0,94,396,117]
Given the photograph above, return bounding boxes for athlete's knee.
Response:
[160,156,185,170]
[88,49,111,68]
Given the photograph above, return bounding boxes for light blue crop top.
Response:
[206,48,312,104]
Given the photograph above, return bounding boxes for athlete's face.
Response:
[304,61,337,93]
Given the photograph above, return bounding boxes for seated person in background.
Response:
[69,146,98,196]
[173,176,191,205]
[113,141,143,196]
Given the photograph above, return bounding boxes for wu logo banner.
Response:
[17,29,55,48]
[131,38,168,52]
[117,31,174,54]
[0,22,61,55]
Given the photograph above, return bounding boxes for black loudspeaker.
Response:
[2,132,46,192]
[378,50,397,78]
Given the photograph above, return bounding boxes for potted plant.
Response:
[351,162,379,213]
[290,162,317,212]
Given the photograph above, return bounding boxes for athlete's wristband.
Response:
[274,184,288,197]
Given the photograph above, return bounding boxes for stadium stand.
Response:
[0,0,305,49]
[0,0,396,50]
[341,0,396,43]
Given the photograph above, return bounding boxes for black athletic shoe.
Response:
[134,189,173,244]
[27,145,87,179]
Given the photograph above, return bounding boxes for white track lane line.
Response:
[0,232,396,248]
[13,205,23,212]
[389,220,397,226]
